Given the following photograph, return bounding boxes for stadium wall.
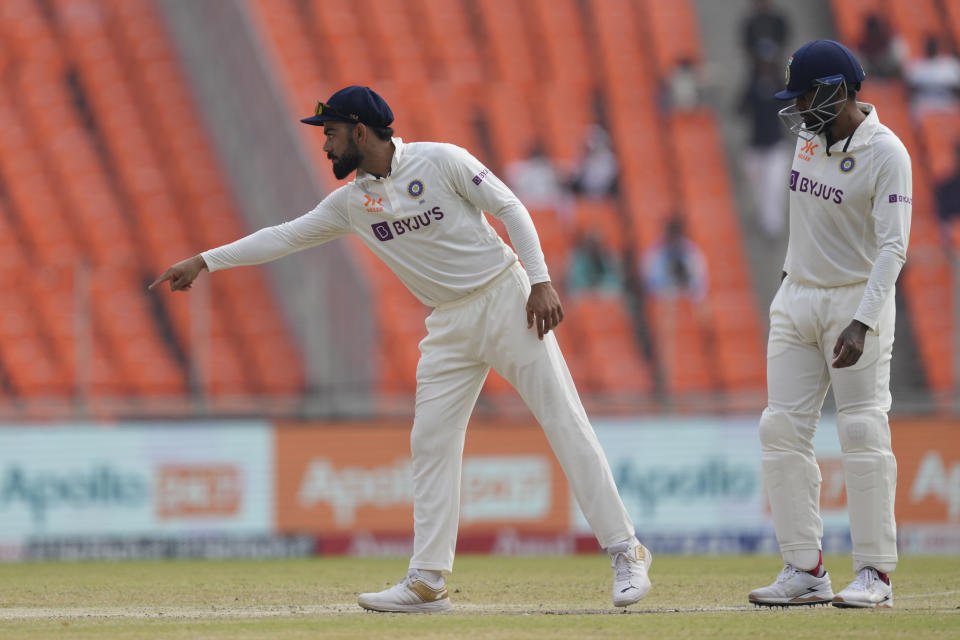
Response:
[0,418,957,561]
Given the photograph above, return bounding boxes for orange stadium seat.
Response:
[946,1,960,55]
[917,112,960,183]
[538,84,595,167]
[472,0,538,87]
[416,0,483,85]
[528,0,593,92]
[646,297,715,393]
[0,0,314,409]
[300,0,377,88]
[0,92,79,268]
[641,0,703,71]
[666,110,765,391]
[565,294,654,395]
[574,199,626,252]
[482,83,540,168]
[830,0,882,45]
[882,0,945,61]
[0,206,70,397]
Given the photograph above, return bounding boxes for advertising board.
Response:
[0,423,273,545]
[274,421,568,536]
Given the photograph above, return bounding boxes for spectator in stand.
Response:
[566,230,623,296]
[742,0,790,72]
[935,141,960,255]
[504,141,573,221]
[740,42,791,238]
[641,216,708,303]
[905,36,960,120]
[856,13,906,80]
[569,124,619,198]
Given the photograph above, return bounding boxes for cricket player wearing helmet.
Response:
[150,86,651,612]
[747,41,911,609]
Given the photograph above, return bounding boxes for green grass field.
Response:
[0,554,957,639]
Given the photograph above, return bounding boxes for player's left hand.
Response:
[832,319,869,368]
[526,281,564,340]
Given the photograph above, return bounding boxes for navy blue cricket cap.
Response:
[300,85,394,127]
[774,40,866,100]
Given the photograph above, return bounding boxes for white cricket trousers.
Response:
[408,262,636,572]
[760,277,898,574]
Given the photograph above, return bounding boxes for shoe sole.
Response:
[832,595,893,609]
[357,598,453,613]
[749,597,833,608]
[613,547,653,607]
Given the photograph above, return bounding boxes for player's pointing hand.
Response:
[526,281,564,340]
[148,255,208,292]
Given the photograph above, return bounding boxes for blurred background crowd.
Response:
[0,0,956,421]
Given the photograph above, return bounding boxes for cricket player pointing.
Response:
[748,41,911,609]
[150,86,651,612]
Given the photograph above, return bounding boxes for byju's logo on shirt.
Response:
[472,169,489,185]
[371,221,393,241]
[371,207,445,242]
[789,170,844,204]
[888,194,912,204]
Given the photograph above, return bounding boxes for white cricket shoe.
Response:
[608,539,653,607]
[357,570,452,613]
[748,564,834,607]
[832,567,893,608]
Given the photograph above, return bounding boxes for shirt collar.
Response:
[354,137,405,183]
[826,102,878,153]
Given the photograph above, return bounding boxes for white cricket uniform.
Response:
[202,138,636,572]
[761,104,911,574]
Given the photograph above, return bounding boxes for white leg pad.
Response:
[759,408,823,570]
[837,410,898,573]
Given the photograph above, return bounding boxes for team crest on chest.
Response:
[839,156,855,173]
[407,179,425,198]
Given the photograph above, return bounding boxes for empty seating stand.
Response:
[0,0,305,413]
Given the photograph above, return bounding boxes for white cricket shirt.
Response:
[201,138,550,307]
[782,103,912,330]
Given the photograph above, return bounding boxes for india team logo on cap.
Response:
[785,55,793,84]
[839,156,855,173]
[407,179,425,198]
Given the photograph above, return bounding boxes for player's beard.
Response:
[330,139,362,180]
